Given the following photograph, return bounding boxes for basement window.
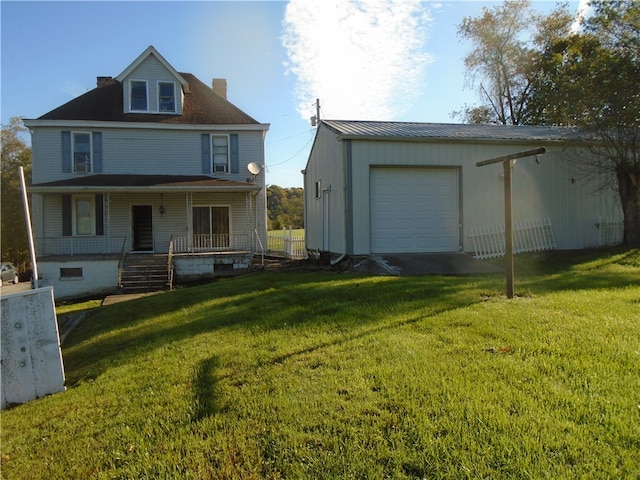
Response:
[60,267,83,279]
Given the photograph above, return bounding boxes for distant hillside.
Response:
[267,185,304,230]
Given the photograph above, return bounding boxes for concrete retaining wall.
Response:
[1,287,66,409]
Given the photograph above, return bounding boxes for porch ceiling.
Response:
[29,174,261,193]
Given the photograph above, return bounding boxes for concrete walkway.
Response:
[57,291,163,343]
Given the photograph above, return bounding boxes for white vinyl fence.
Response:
[468,218,556,260]
[267,229,307,259]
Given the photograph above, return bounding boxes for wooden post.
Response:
[504,160,514,299]
[476,147,545,300]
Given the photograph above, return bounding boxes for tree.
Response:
[528,0,640,246]
[267,185,304,230]
[459,0,640,246]
[456,0,541,125]
[1,117,32,266]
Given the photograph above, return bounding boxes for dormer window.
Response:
[130,80,148,111]
[158,82,176,112]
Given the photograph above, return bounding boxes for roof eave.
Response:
[29,185,261,193]
[23,119,270,131]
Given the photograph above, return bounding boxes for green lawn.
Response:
[2,249,639,479]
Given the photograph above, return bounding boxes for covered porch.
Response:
[30,174,267,257]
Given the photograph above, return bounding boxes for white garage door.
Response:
[370,167,459,253]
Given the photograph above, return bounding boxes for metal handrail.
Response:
[167,238,174,290]
[253,229,265,268]
[117,236,128,288]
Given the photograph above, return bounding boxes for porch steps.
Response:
[120,253,171,293]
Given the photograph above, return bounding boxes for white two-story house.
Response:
[24,46,269,300]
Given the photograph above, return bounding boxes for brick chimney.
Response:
[212,78,227,99]
[97,76,114,87]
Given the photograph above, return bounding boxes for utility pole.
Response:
[311,99,320,127]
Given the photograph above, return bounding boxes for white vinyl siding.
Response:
[29,128,265,184]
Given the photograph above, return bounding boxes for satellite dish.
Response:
[248,162,262,175]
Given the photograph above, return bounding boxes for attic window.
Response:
[130,80,148,111]
[158,82,176,112]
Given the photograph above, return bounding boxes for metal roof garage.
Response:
[302,120,623,259]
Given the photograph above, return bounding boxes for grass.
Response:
[1,249,639,479]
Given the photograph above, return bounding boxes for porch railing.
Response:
[38,236,127,256]
[172,234,250,253]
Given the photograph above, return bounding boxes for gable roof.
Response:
[37,73,259,124]
[35,46,260,125]
[115,45,188,92]
[321,120,587,143]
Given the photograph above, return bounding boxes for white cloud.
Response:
[571,0,592,33]
[282,0,434,121]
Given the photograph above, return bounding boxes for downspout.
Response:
[331,139,351,266]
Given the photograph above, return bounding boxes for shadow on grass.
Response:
[62,248,639,388]
[62,273,484,387]
[192,356,221,421]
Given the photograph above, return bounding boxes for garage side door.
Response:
[370,167,459,253]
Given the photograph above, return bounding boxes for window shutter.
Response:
[95,194,104,236]
[92,132,102,173]
[62,194,72,236]
[201,133,211,174]
[61,131,71,173]
[230,134,239,174]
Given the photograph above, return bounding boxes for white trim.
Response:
[129,79,149,112]
[24,119,270,132]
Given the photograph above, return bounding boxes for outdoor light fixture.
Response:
[159,194,165,216]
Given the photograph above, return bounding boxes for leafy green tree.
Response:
[528,0,640,246]
[267,185,304,230]
[459,0,640,246]
[456,0,541,125]
[1,117,32,266]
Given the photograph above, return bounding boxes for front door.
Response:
[132,205,153,251]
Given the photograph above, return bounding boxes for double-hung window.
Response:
[158,82,176,112]
[130,80,148,111]
[212,135,229,173]
[72,132,92,173]
[73,195,95,236]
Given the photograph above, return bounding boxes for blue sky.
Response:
[1,0,581,187]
